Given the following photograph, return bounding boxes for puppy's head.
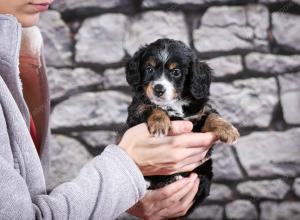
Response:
[126,38,212,104]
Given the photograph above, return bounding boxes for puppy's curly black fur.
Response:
[125,39,239,215]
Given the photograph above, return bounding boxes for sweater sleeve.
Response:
[0,144,146,220]
[36,145,146,219]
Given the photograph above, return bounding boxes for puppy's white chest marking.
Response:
[159,100,190,118]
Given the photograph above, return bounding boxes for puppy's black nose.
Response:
[153,84,166,97]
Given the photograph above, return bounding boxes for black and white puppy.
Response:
[125,38,239,213]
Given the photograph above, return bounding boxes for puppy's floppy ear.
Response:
[189,59,212,99]
[126,47,146,90]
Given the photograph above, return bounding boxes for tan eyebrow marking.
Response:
[168,62,178,70]
[145,57,156,67]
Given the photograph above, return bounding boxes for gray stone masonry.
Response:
[43,0,300,219]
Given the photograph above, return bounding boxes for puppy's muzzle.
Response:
[153,84,166,97]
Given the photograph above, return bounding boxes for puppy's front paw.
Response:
[147,116,171,137]
[147,109,171,137]
[216,123,240,144]
[202,113,240,144]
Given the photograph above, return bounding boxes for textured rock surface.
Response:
[210,77,278,127]
[194,26,253,53]
[46,1,300,219]
[76,131,118,149]
[259,0,289,3]
[51,91,131,130]
[189,205,223,220]
[125,11,189,56]
[48,135,93,189]
[260,202,278,220]
[38,11,72,67]
[272,13,300,52]
[234,128,300,177]
[194,5,269,53]
[207,183,233,201]
[207,55,243,78]
[102,67,128,89]
[245,53,300,74]
[47,68,103,101]
[52,0,133,13]
[293,178,300,198]
[75,14,127,65]
[225,200,258,219]
[237,179,290,199]
[201,6,247,26]
[142,0,237,8]
[260,202,300,220]
[278,73,300,124]
[212,143,243,181]
[246,5,269,40]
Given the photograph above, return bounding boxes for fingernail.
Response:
[190,173,198,181]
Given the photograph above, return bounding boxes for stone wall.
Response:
[41,0,300,219]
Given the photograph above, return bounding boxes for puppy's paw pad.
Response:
[218,125,240,144]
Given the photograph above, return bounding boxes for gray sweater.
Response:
[0,14,146,220]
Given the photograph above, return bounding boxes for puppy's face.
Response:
[141,44,191,105]
[126,39,212,103]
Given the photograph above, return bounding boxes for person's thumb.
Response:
[168,121,193,136]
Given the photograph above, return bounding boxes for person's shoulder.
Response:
[0,14,22,65]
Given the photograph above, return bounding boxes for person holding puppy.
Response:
[0,0,217,219]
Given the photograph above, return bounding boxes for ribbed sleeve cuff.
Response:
[102,145,146,199]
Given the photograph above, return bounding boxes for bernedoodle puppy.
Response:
[125,38,239,214]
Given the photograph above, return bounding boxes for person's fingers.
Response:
[171,177,200,217]
[168,121,193,136]
[164,174,198,202]
[150,132,216,149]
[149,151,207,175]
[157,177,199,218]
[154,173,198,210]
[126,120,193,138]
[175,158,211,173]
[171,200,194,218]
[148,148,210,175]
[132,123,150,135]
[177,150,209,167]
[181,177,200,204]
[151,176,191,200]
[170,132,218,148]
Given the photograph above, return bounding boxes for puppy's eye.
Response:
[171,69,182,78]
[145,66,154,74]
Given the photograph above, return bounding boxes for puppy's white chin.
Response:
[151,96,175,106]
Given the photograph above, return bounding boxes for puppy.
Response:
[125,38,239,213]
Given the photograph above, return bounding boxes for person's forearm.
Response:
[0,145,146,220]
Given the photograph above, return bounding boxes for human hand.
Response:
[118,121,217,176]
[127,173,200,220]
